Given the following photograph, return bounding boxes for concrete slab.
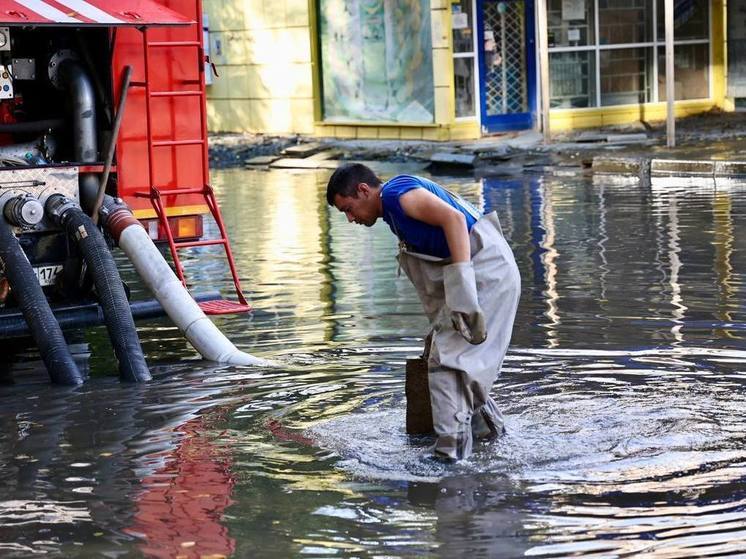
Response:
[650,159,715,177]
[592,156,644,175]
[575,132,607,143]
[606,133,648,144]
[245,155,280,166]
[429,151,477,167]
[270,158,323,169]
[282,142,325,157]
[714,161,746,177]
[307,149,342,161]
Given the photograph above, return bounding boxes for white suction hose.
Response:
[103,200,274,367]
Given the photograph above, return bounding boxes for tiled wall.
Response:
[204,0,315,134]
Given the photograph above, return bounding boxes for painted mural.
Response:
[320,0,435,123]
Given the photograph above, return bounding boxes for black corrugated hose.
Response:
[0,216,84,385]
[46,195,151,382]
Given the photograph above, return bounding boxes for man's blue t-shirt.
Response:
[380,175,480,258]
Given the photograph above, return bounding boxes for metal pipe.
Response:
[0,119,63,133]
[91,65,131,225]
[58,59,98,212]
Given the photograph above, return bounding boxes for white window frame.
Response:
[453,0,481,121]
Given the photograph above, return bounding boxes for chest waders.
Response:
[396,212,521,461]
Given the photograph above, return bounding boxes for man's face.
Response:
[333,183,379,227]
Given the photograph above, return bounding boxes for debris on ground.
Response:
[209,110,746,180]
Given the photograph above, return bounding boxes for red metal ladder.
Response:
[132,22,251,315]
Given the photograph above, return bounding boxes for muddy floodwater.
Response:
[3,164,746,557]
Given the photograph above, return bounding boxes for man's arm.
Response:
[398,188,470,262]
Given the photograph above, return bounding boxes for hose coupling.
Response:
[3,195,44,228]
[100,196,142,243]
[45,194,79,225]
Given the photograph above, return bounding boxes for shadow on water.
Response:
[3,165,746,556]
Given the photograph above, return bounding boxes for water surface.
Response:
[2,165,746,557]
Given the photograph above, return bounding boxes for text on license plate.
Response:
[33,265,63,287]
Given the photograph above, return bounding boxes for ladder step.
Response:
[199,299,252,315]
[174,239,227,249]
[152,139,205,147]
[150,90,202,98]
[148,41,201,48]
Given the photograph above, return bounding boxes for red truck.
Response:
[0,1,253,384]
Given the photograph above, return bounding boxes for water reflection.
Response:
[2,166,746,556]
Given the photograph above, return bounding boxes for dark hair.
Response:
[326,163,382,206]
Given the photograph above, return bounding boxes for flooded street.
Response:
[3,164,746,557]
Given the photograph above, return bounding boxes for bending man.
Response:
[327,163,521,461]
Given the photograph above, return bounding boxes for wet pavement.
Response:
[2,164,746,557]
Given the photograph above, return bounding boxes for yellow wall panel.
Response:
[251,98,293,133]
[422,126,450,141]
[449,121,480,140]
[378,127,401,140]
[356,127,379,139]
[240,0,265,29]
[262,0,286,27]
[333,126,357,138]
[433,86,453,124]
[433,49,452,88]
[286,0,310,27]
[430,8,450,49]
[291,99,316,133]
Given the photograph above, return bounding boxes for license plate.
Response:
[33,265,63,287]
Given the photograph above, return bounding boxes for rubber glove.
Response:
[443,262,487,345]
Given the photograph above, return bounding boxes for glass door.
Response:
[477,0,536,132]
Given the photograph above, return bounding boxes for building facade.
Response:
[203,0,730,140]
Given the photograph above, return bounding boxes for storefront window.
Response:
[548,0,710,108]
[656,0,709,40]
[454,58,476,116]
[657,43,709,99]
[319,0,435,123]
[599,0,653,44]
[600,47,653,105]
[547,0,595,47]
[549,51,596,108]
[452,0,477,118]
[453,0,475,53]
